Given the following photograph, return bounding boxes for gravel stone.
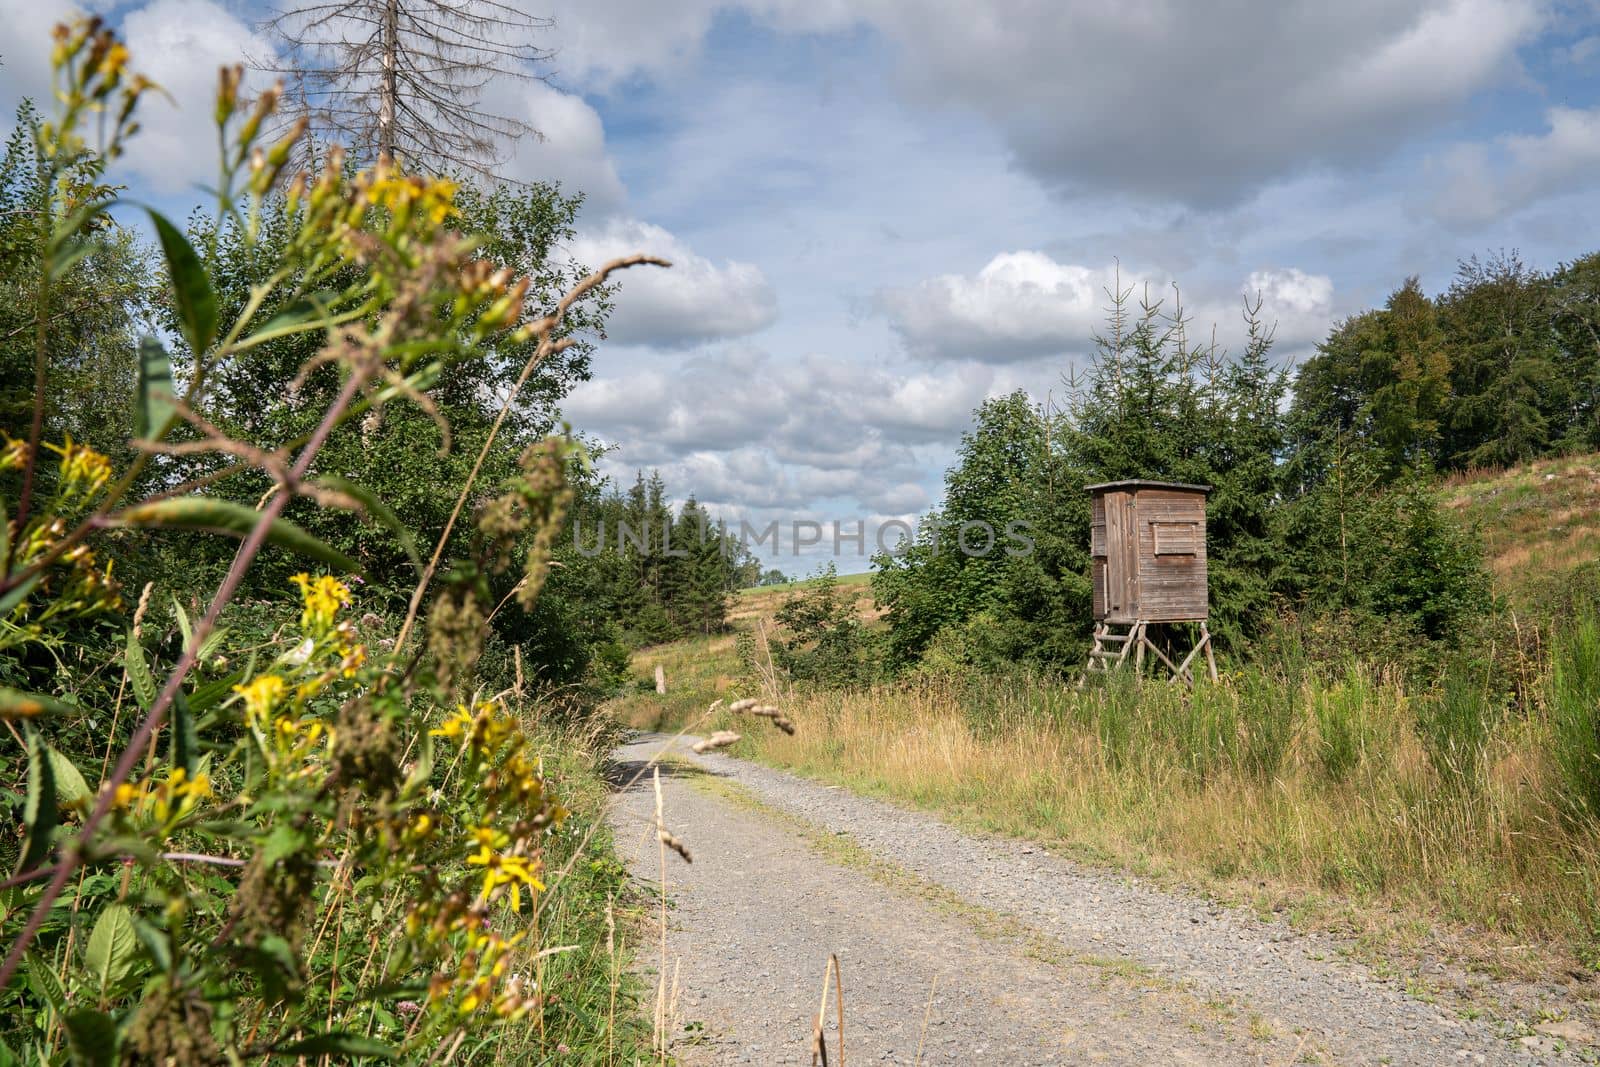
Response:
[609,733,1592,1066]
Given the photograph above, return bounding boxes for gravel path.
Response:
[608,733,1592,1066]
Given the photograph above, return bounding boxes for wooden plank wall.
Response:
[1090,486,1208,623]
[1134,489,1207,621]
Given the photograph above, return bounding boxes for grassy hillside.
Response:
[1443,453,1600,609]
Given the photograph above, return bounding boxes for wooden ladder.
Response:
[1078,620,1144,686]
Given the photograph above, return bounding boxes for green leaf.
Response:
[124,629,156,712]
[129,917,172,975]
[273,1034,395,1058]
[169,688,198,778]
[188,668,245,717]
[82,903,139,997]
[0,688,75,721]
[0,572,42,619]
[62,1008,116,1067]
[403,731,434,793]
[47,199,113,258]
[261,823,304,866]
[171,596,192,648]
[81,834,158,866]
[147,210,217,356]
[250,288,342,338]
[22,952,67,1015]
[173,596,228,662]
[46,747,91,810]
[115,498,361,575]
[46,237,95,282]
[242,934,300,1003]
[134,337,177,442]
[313,475,419,570]
[18,725,58,873]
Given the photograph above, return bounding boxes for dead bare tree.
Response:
[257,0,553,176]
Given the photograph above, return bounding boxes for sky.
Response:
[3,0,1599,575]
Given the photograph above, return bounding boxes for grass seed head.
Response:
[691,730,741,754]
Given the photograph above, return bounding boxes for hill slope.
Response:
[1443,453,1600,607]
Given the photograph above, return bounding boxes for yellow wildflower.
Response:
[467,843,544,911]
[289,572,350,635]
[430,706,474,740]
[368,170,459,228]
[234,674,287,724]
[46,439,112,499]
[0,435,27,471]
[97,41,128,79]
[150,767,211,823]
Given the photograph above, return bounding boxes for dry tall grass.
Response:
[721,667,1600,976]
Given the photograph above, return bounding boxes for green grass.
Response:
[736,570,872,596]
[504,730,656,1065]
[1442,453,1600,610]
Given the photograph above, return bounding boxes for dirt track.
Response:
[608,733,1591,1065]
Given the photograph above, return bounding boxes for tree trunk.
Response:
[379,0,398,160]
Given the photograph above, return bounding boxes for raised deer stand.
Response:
[1081,620,1218,689]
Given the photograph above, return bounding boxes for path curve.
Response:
[608,733,1587,1065]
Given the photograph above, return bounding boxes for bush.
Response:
[771,565,876,688]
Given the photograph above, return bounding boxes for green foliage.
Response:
[1290,250,1600,479]
[873,391,1086,671]
[552,471,752,661]
[1311,666,1383,783]
[1287,279,1450,479]
[1418,655,1502,789]
[1274,461,1493,644]
[0,24,653,1065]
[770,564,875,687]
[1549,611,1600,819]
[876,273,1501,681]
[0,101,151,471]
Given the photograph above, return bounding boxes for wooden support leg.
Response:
[1132,622,1146,673]
[1202,622,1218,682]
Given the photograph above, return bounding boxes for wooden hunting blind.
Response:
[1083,480,1218,685]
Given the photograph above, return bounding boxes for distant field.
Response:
[736,570,872,595]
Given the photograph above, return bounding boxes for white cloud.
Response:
[119,0,270,194]
[539,0,1542,207]
[0,0,76,119]
[542,0,854,88]
[1240,268,1336,349]
[876,253,1122,362]
[0,0,267,193]
[878,252,1336,362]
[1428,105,1600,226]
[505,81,626,214]
[567,218,778,346]
[563,345,995,521]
